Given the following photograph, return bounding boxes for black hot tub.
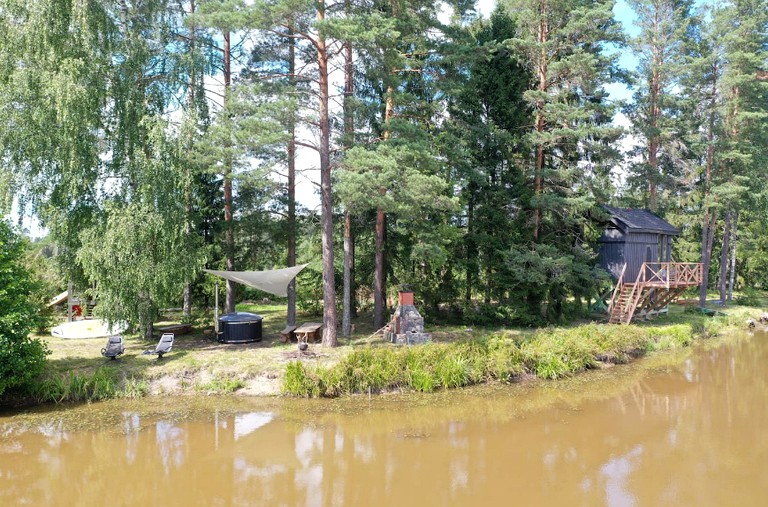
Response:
[218,312,263,343]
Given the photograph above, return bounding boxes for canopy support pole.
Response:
[214,282,219,334]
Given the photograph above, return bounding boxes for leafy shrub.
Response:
[0,221,50,396]
[462,304,516,327]
[734,288,763,306]
[283,361,320,397]
[461,303,546,328]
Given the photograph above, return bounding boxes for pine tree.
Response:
[502,0,623,318]
[624,0,697,212]
[337,0,460,328]
[711,0,768,304]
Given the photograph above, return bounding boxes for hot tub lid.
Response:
[219,311,263,323]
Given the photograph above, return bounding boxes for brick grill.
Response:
[384,291,431,345]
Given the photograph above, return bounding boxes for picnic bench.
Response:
[295,322,323,344]
[157,323,192,336]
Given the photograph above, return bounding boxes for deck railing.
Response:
[635,262,703,288]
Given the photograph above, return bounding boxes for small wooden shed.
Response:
[598,205,679,283]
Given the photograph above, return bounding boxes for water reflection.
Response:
[2,332,768,505]
[234,412,272,441]
[600,445,642,507]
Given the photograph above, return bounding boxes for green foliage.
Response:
[283,361,321,398]
[120,377,150,399]
[78,199,203,337]
[196,376,245,393]
[734,289,762,306]
[282,320,711,397]
[520,331,596,380]
[486,336,526,381]
[30,367,119,404]
[23,238,63,333]
[623,0,698,207]
[0,221,50,396]
[1,0,766,334]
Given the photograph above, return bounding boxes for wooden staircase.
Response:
[608,262,703,324]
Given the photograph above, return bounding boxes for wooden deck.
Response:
[609,262,703,324]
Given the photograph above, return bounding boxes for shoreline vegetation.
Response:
[2,300,760,407]
[282,310,741,397]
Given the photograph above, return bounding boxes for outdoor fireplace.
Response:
[384,290,431,345]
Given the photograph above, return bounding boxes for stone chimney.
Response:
[384,290,431,345]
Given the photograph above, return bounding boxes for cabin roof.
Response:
[602,205,680,236]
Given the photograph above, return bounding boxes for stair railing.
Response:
[621,263,653,322]
[608,263,627,314]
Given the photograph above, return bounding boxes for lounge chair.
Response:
[101,335,125,360]
[144,333,174,359]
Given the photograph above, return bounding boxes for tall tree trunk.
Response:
[341,16,354,337]
[183,0,197,322]
[532,4,548,242]
[67,280,73,322]
[374,207,386,329]
[699,213,716,306]
[648,29,660,212]
[465,190,475,304]
[287,25,297,327]
[533,10,549,242]
[183,284,192,320]
[373,86,394,330]
[699,60,718,307]
[484,263,492,305]
[317,1,337,346]
[718,207,732,305]
[728,208,738,301]
[223,30,236,314]
[343,213,353,336]
[144,311,154,342]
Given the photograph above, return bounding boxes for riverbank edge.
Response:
[3,305,754,407]
[281,313,742,398]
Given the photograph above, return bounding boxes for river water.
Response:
[2,331,768,506]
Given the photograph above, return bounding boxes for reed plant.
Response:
[196,376,246,394]
[282,318,726,398]
[120,377,150,398]
[31,367,119,403]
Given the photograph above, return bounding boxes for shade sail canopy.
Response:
[204,264,308,297]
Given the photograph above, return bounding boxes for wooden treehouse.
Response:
[598,206,702,324]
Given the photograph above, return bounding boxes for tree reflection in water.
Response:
[1,332,768,505]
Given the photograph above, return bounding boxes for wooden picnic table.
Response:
[295,322,323,343]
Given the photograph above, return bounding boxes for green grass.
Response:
[196,376,246,394]
[30,367,119,404]
[7,297,761,405]
[282,308,745,397]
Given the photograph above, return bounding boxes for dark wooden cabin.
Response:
[598,205,679,282]
[597,206,702,324]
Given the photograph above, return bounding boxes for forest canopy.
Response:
[0,0,766,344]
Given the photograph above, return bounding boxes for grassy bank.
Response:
[3,300,757,405]
[282,308,744,398]
[29,367,149,404]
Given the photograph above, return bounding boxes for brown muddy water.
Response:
[2,331,768,506]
